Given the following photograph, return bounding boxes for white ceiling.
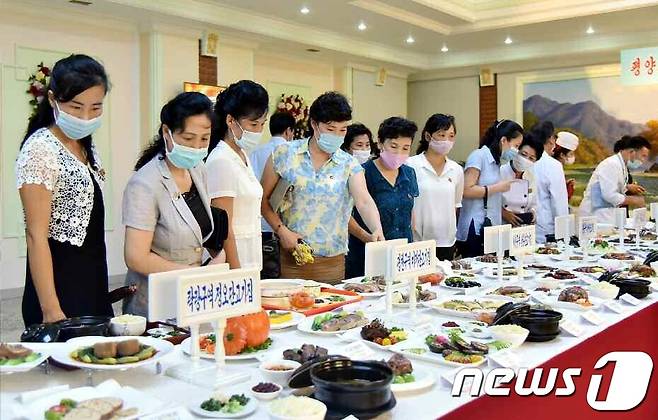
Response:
[17,0,658,75]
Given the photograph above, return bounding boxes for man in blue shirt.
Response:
[249,111,296,278]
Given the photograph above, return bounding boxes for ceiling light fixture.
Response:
[300,6,310,14]
[441,44,449,52]
[586,25,595,34]
[358,21,367,31]
[504,36,513,45]
[406,35,415,44]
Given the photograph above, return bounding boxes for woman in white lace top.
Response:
[15,55,113,326]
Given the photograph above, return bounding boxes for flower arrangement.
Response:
[276,93,309,139]
[26,62,51,121]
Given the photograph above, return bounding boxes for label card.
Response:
[560,319,584,337]
[342,341,375,361]
[581,311,603,325]
[604,301,625,314]
[489,349,522,370]
[555,215,575,241]
[614,208,627,232]
[578,216,598,244]
[620,293,641,306]
[484,225,511,254]
[364,239,408,278]
[651,203,658,222]
[390,240,436,279]
[632,208,648,230]
[510,225,536,256]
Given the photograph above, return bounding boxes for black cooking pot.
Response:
[310,358,393,412]
[21,316,111,343]
[609,278,651,299]
[509,309,562,339]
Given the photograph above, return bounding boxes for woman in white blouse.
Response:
[407,114,464,261]
[15,55,113,326]
[207,81,269,269]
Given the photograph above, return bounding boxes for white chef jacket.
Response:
[407,153,464,247]
[579,153,628,225]
[534,153,569,243]
[500,162,536,215]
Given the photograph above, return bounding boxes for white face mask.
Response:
[512,154,534,173]
[53,102,102,140]
[352,150,371,164]
[565,156,576,165]
[231,121,263,151]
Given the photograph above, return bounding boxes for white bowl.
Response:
[109,314,146,336]
[268,396,327,420]
[589,284,620,300]
[251,383,282,401]
[259,359,301,386]
[489,325,529,348]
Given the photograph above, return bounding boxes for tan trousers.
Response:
[280,246,345,285]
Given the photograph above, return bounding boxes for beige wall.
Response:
[407,76,480,162]
[351,69,407,139]
[218,43,254,86]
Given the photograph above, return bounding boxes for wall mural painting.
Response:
[523,75,658,206]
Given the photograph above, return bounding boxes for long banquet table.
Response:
[2,252,657,419]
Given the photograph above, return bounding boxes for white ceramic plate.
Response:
[181,336,275,360]
[341,325,413,351]
[392,343,487,368]
[439,282,483,292]
[297,314,368,335]
[268,311,306,330]
[50,336,173,371]
[21,380,163,420]
[534,294,603,311]
[483,286,531,303]
[423,298,505,320]
[334,283,386,298]
[483,268,535,280]
[0,344,49,374]
[189,397,257,418]
[391,369,435,394]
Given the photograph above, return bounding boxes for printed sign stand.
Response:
[631,208,648,248]
[555,215,575,256]
[484,225,511,282]
[578,216,597,259]
[163,267,262,388]
[614,208,627,251]
[388,240,436,323]
[509,225,535,282]
[651,203,658,235]
[365,239,408,316]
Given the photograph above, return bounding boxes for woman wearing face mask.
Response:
[345,117,419,278]
[552,131,579,201]
[500,133,543,227]
[206,80,269,270]
[340,123,375,164]
[261,92,385,283]
[122,93,230,317]
[456,119,523,257]
[407,114,464,261]
[16,55,113,326]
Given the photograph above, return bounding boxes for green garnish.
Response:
[488,340,511,351]
[240,338,273,354]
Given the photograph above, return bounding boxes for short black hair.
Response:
[341,123,374,152]
[269,112,296,136]
[614,135,632,153]
[376,117,417,157]
[553,145,571,160]
[629,135,651,151]
[480,119,524,164]
[309,91,352,126]
[418,113,456,153]
[530,121,555,146]
[519,131,543,161]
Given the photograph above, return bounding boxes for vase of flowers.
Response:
[276,94,309,139]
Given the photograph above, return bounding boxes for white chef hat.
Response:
[556,131,579,151]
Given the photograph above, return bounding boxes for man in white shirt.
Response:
[249,111,296,278]
[579,136,650,224]
[532,122,570,243]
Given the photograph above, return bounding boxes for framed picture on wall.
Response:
[183,82,225,102]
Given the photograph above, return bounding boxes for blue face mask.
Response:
[317,132,345,154]
[627,159,643,170]
[501,147,518,163]
[165,129,208,169]
[53,102,102,140]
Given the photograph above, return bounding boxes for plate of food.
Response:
[395,331,490,367]
[476,254,512,265]
[387,354,435,394]
[424,298,505,320]
[485,285,530,302]
[542,269,579,282]
[526,264,557,272]
[262,279,363,315]
[574,266,607,275]
[536,286,601,311]
[343,319,411,350]
[391,287,437,307]
[535,246,562,255]
[0,343,48,374]
[440,276,482,291]
[190,393,256,418]
[268,310,305,330]
[602,252,637,262]
[451,260,482,275]
[184,333,274,361]
[626,264,657,280]
[584,239,618,255]
[484,267,535,280]
[51,336,173,370]
[297,311,369,335]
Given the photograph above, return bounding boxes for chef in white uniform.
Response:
[533,123,570,243]
[500,134,543,226]
[579,136,651,224]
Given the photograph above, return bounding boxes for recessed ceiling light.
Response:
[441,44,449,52]
[586,25,595,34]
[406,35,415,44]
[504,36,513,45]
[300,6,310,14]
[357,21,367,31]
